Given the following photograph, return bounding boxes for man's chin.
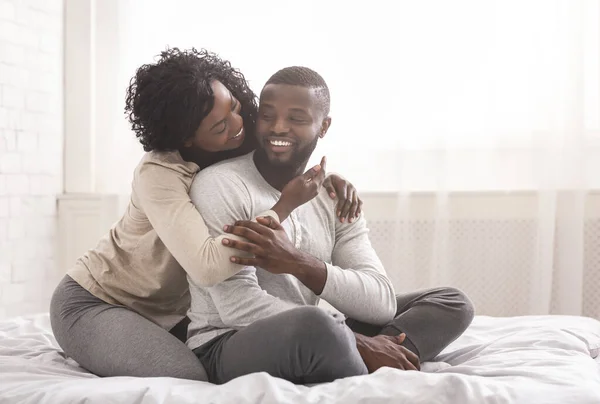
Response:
[267,157,295,167]
[264,151,294,166]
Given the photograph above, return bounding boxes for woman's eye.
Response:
[216,122,227,134]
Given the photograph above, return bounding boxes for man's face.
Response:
[256,84,330,167]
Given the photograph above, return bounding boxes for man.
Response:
[186,67,474,384]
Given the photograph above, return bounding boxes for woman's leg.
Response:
[50,275,207,380]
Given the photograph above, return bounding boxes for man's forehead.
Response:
[260,84,318,105]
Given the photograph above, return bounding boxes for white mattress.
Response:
[1,314,599,404]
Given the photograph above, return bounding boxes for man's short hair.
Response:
[264,66,330,117]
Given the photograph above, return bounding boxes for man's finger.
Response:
[233,220,274,237]
[401,347,420,370]
[222,238,264,255]
[230,256,262,266]
[227,224,266,243]
[396,333,406,344]
[401,358,418,371]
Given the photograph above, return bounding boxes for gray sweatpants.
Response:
[49,275,207,380]
[194,287,474,384]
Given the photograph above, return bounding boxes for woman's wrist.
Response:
[271,199,293,223]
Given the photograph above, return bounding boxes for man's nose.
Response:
[272,118,289,134]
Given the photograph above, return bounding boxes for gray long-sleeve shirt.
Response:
[186,152,397,350]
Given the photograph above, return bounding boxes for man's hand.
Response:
[222,217,328,294]
[222,217,302,274]
[354,333,420,372]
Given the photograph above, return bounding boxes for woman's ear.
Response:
[319,117,332,138]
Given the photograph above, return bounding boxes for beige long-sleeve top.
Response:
[67,150,277,330]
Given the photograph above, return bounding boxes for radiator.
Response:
[57,192,600,319]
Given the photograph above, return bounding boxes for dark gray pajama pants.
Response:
[194,287,475,384]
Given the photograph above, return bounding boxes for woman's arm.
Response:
[135,160,326,287]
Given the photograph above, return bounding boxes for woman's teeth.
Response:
[270,140,292,147]
[232,128,243,138]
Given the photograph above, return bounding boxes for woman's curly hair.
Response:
[125,47,258,153]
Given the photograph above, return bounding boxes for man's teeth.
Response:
[232,128,243,138]
[270,140,292,147]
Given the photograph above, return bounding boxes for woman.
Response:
[49,48,363,381]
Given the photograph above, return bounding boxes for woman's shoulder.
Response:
[136,150,200,179]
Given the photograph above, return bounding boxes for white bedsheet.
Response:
[1,314,599,404]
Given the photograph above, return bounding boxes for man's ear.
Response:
[319,117,332,138]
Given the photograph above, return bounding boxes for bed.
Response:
[1,314,599,404]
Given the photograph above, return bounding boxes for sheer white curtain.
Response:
[383,0,600,318]
[112,0,600,317]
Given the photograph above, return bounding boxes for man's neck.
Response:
[253,151,308,192]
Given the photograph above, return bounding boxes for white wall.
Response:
[0,0,64,319]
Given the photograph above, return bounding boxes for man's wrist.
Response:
[290,250,328,295]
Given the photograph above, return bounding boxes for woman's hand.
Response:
[271,156,327,222]
[323,174,363,223]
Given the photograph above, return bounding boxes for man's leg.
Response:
[194,306,367,384]
[347,287,474,362]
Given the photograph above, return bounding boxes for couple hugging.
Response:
[50,47,474,384]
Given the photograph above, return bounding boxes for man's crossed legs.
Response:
[194,287,474,384]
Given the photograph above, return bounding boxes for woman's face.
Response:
[184,80,246,152]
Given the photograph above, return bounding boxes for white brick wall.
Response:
[0,0,63,319]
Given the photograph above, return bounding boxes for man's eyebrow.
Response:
[289,108,310,114]
[209,92,234,131]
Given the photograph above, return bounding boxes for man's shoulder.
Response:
[192,152,254,187]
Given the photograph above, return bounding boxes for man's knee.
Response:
[282,306,347,347]
[282,306,366,381]
[439,287,475,328]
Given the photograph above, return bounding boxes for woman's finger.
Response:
[348,192,360,220]
[356,199,364,217]
[340,189,355,220]
[256,216,284,230]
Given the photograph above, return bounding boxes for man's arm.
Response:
[223,212,397,326]
[318,215,397,325]
[189,171,300,328]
